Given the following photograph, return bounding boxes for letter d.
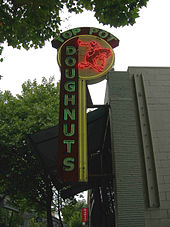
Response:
[66,46,76,55]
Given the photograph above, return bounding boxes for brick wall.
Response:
[106,70,145,227]
[129,67,170,227]
[106,67,170,227]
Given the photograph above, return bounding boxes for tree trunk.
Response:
[57,192,64,227]
[46,197,53,227]
[44,174,53,227]
[8,211,13,227]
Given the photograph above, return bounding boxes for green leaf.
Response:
[0,77,60,213]
[0,0,149,56]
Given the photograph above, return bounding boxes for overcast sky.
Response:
[0,0,170,104]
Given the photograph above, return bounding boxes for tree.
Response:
[0,77,60,226]
[0,0,149,60]
[0,207,24,227]
[70,212,82,227]
[62,199,87,227]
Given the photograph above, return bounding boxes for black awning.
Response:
[29,105,112,196]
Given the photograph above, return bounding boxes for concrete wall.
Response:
[106,67,170,227]
[105,70,145,227]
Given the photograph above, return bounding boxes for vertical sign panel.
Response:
[82,208,88,223]
[52,27,119,183]
[58,38,79,182]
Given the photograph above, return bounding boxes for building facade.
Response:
[105,67,170,227]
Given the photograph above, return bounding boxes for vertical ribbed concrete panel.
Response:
[106,70,145,227]
[128,67,170,227]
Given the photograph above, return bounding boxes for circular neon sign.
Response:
[51,27,119,183]
[57,35,115,84]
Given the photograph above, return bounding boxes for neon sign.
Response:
[52,27,119,183]
[78,39,112,72]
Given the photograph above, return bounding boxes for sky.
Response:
[0,0,170,104]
